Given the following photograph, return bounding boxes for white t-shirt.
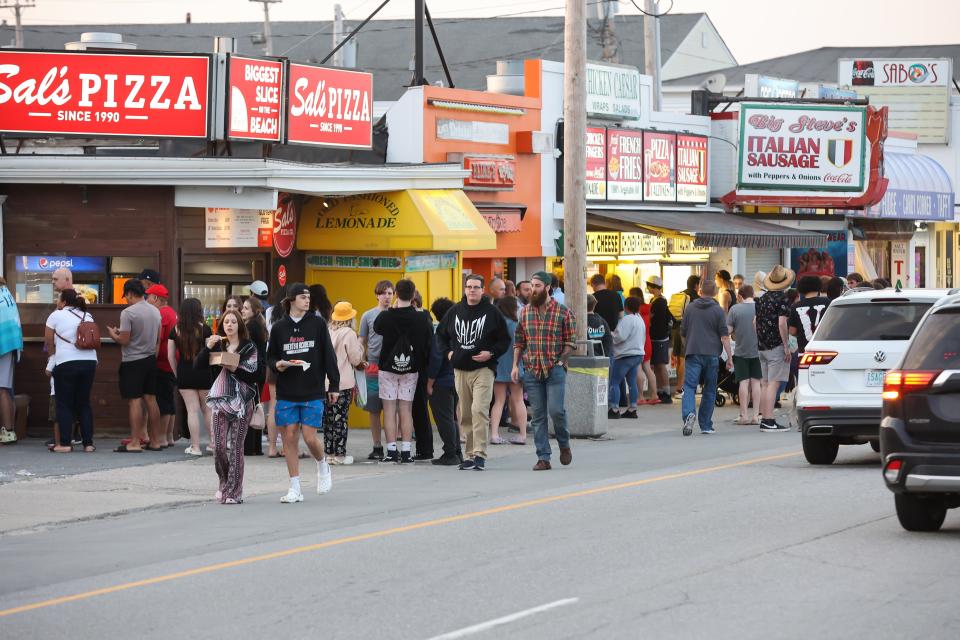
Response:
[46,308,98,366]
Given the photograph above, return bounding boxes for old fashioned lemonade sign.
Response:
[737,104,867,194]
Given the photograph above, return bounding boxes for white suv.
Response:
[792,287,950,464]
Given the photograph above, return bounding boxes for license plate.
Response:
[865,370,885,387]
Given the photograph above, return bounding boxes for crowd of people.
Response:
[13,260,892,503]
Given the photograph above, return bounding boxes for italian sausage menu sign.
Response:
[286,63,373,148]
[738,103,867,193]
[0,51,210,138]
[227,55,283,142]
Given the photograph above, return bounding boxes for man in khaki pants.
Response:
[436,274,510,471]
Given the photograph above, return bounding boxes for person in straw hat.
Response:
[324,301,366,465]
[754,265,795,432]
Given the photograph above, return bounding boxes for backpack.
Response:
[668,292,690,325]
[55,309,101,350]
[383,333,417,374]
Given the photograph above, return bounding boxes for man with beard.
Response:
[436,274,510,470]
[512,271,576,471]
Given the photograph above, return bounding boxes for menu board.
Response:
[607,129,644,201]
[643,132,676,202]
[585,127,607,200]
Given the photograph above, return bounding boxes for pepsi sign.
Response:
[16,256,107,272]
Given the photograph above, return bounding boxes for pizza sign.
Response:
[0,50,210,138]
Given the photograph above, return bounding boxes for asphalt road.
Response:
[2,417,959,640]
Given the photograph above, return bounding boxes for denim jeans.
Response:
[52,360,97,447]
[681,354,719,432]
[608,355,642,410]
[522,365,569,461]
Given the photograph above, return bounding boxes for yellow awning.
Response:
[297,189,497,251]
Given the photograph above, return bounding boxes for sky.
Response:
[5,0,960,64]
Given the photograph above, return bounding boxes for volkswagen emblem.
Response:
[874,350,887,363]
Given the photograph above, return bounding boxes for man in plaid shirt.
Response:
[512,271,577,471]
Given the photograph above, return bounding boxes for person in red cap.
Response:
[147,284,179,448]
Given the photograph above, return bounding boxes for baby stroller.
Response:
[716,355,740,407]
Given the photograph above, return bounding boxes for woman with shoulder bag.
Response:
[324,301,365,465]
[241,296,268,456]
[197,310,260,504]
[44,289,97,453]
[168,298,213,457]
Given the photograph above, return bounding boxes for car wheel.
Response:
[895,494,947,532]
[870,440,881,453]
[715,395,726,407]
[802,430,839,465]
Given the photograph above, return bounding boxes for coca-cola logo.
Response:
[273,198,297,258]
[851,60,875,86]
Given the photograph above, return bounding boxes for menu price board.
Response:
[676,135,708,204]
[0,50,210,138]
[227,55,284,142]
[643,132,676,202]
[205,208,274,249]
[286,64,373,148]
[607,129,644,201]
[585,127,607,200]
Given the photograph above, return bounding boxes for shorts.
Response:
[651,338,670,365]
[156,370,177,415]
[733,356,762,382]
[0,351,14,389]
[364,372,383,413]
[275,399,325,429]
[378,370,418,402]
[119,356,158,400]
[759,348,790,383]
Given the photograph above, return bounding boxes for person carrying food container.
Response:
[267,283,340,504]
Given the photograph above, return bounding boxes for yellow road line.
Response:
[0,450,799,619]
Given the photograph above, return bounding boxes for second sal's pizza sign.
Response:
[0,50,210,138]
[738,103,867,193]
[286,64,373,149]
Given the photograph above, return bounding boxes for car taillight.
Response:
[882,370,940,401]
[798,351,838,369]
[884,459,902,483]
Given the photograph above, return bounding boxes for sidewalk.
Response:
[0,399,770,535]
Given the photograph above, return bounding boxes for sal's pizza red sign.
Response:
[227,55,283,142]
[0,51,210,138]
[676,134,708,204]
[286,64,373,148]
[273,196,297,258]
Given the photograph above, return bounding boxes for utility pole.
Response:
[0,0,35,49]
[250,0,281,56]
[564,0,587,354]
[412,0,426,85]
[643,0,662,110]
[332,3,346,67]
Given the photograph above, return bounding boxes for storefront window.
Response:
[6,255,156,305]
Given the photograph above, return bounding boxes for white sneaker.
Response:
[317,460,333,494]
[330,455,354,465]
[184,446,203,457]
[280,488,303,503]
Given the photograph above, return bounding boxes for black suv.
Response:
[880,293,960,532]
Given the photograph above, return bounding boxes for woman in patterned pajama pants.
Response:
[325,302,366,465]
[200,311,261,504]
[323,388,354,459]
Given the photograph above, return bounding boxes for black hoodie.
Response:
[436,296,510,372]
[267,312,339,402]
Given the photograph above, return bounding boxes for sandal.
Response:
[83,445,96,453]
[509,436,527,445]
[145,446,164,452]
[52,445,72,453]
[114,444,143,453]
[489,436,507,445]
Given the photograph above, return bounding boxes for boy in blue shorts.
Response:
[267,283,341,503]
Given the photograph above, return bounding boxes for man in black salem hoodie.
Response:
[373,279,434,464]
[436,274,510,471]
[267,283,340,504]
